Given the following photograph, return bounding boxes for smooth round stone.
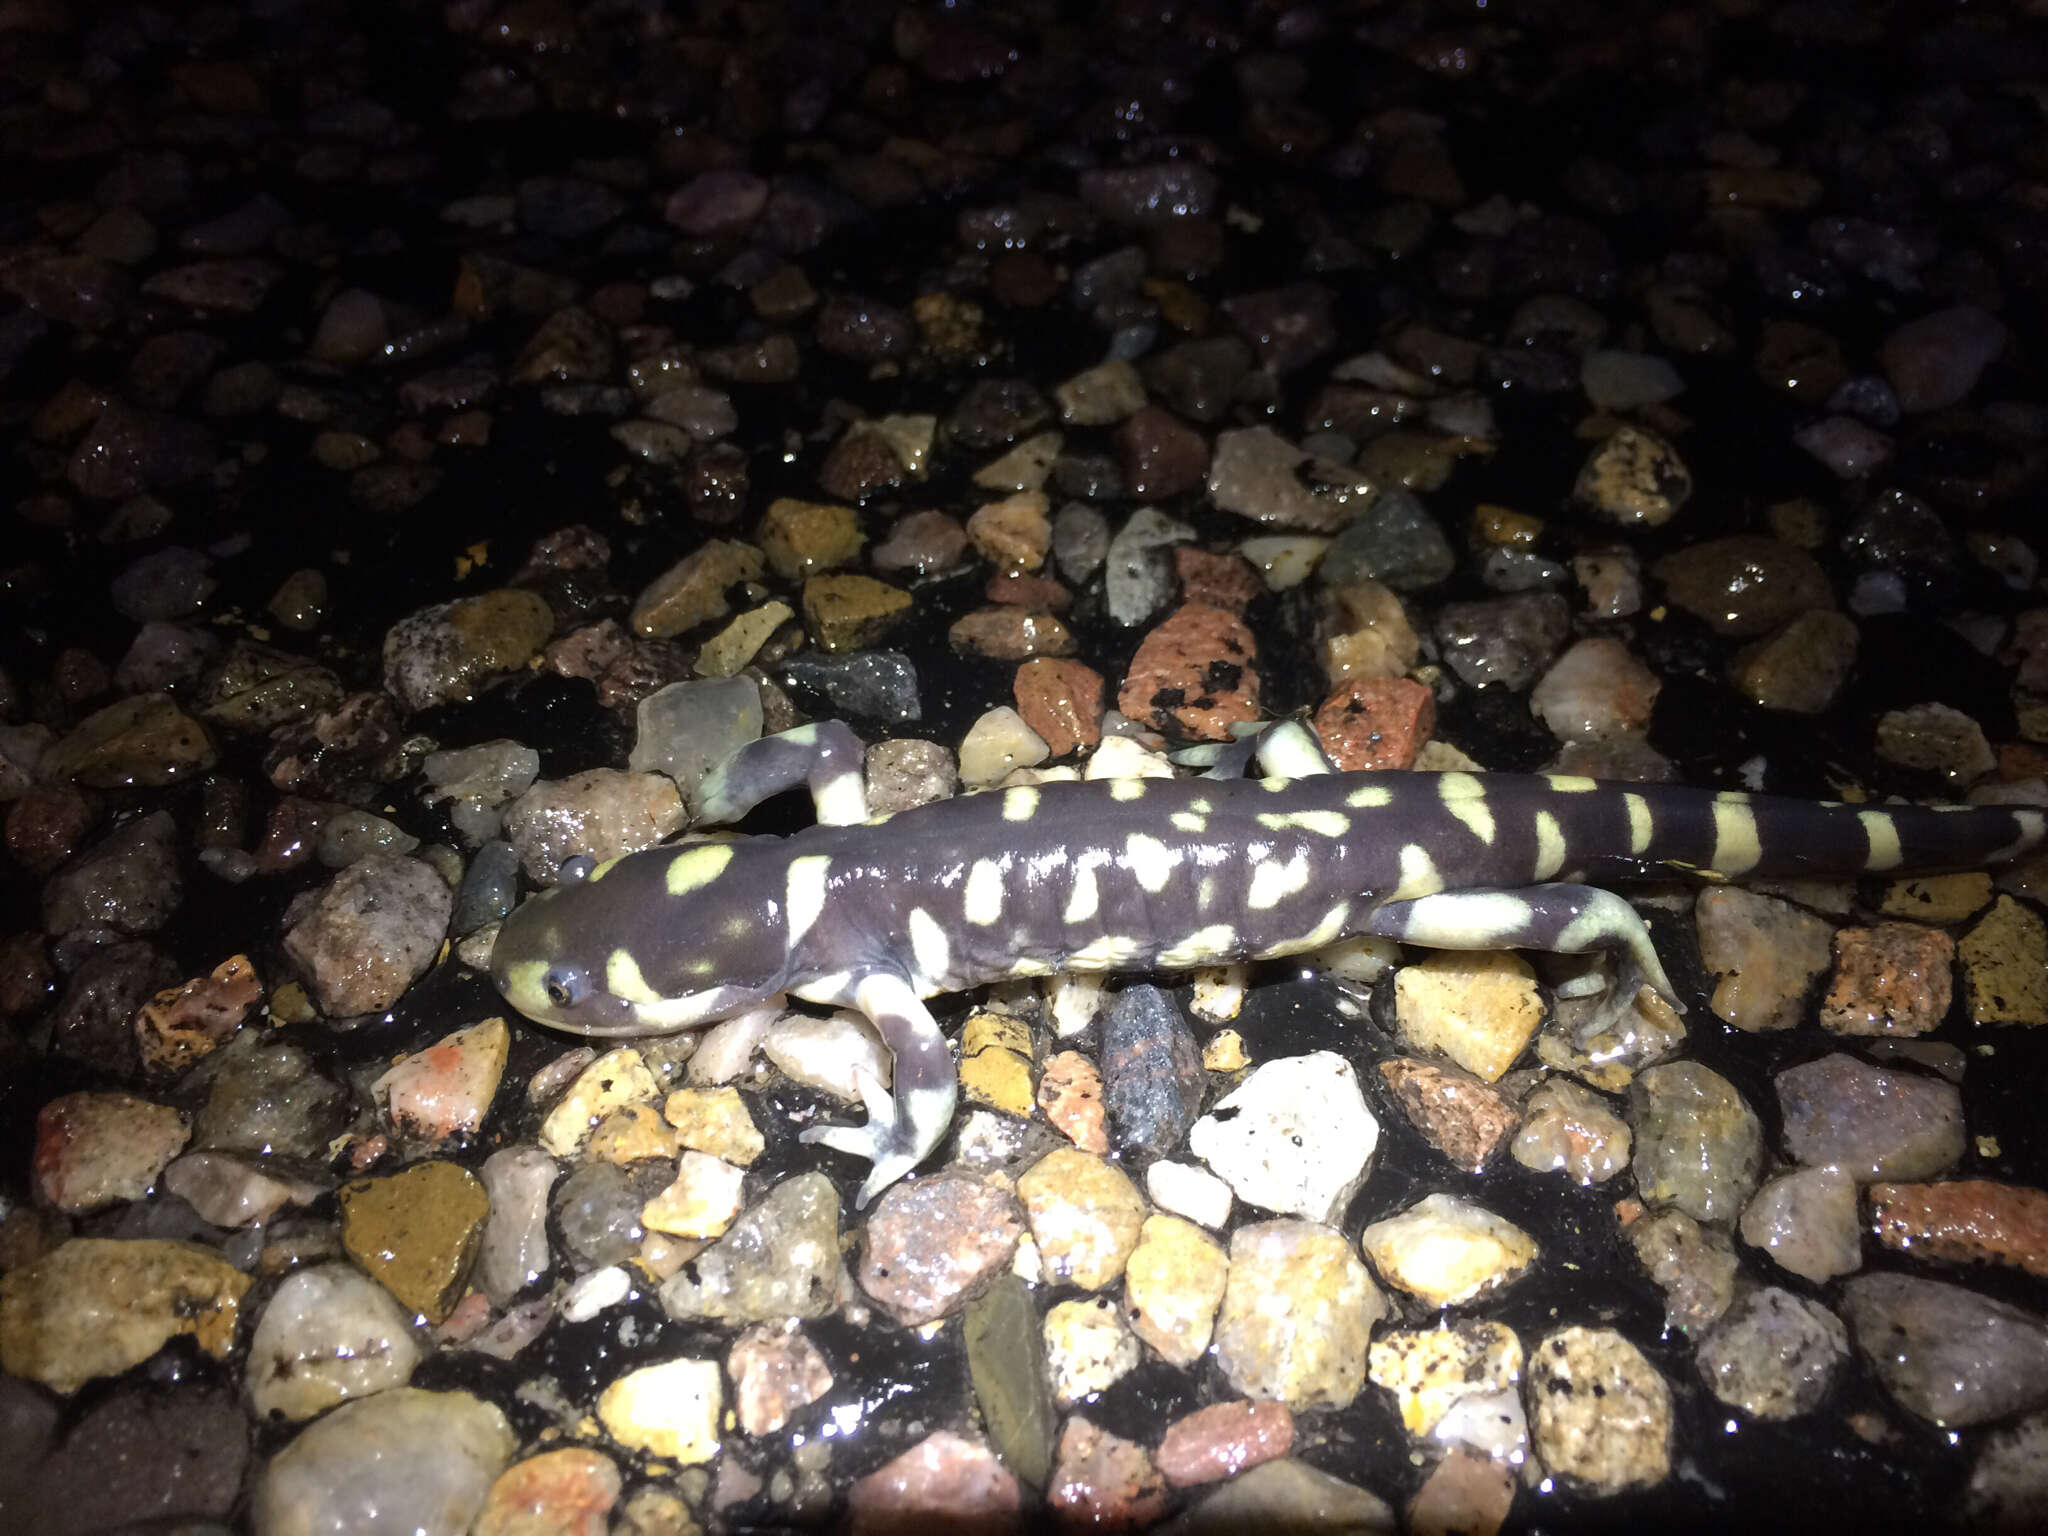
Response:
[247,1264,422,1421]
[252,1387,513,1536]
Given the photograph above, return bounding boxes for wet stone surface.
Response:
[4,1,2048,1532]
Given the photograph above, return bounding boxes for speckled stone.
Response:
[1116,603,1262,742]
[1017,1147,1146,1291]
[1212,1219,1383,1410]
[1527,1327,1672,1494]
[1960,895,2048,1026]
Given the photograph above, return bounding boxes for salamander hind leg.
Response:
[696,722,869,827]
[1367,883,1681,1030]
[798,972,957,1207]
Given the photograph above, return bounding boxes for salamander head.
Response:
[490,842,786,1038]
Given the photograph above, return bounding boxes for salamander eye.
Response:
[560,855,597,884]
[543,966,589,1009]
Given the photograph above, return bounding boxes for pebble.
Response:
[1775,1053,1964,1182]
[1378,1058,1516,1173]
[1628,1060,1764,1223]
[1526,1327,1672,1494]
[951,707,1047,789]
[659,1171,842,1322]
[1820,922,1953,1036]
[1653,536,1832,638]
[1408,1450,1517,1536]
[1318,489,1458,591]
[1573,425,1691,526]
[1694,886,1833,1032]
[0,1238,250,1394]
[1695,1287,1848,1421]
[1843,1274,2048,1427]
[964,1275,1057,1490]
[1124,1213,1229,1367]
[1116,407,1210,500]
[18,1384,248,1535]
[1116,604,1262,741]
[1238,535,1329,592]
[1017,1147,1146,1291]
[538,1047,660,1157]
[1880,305,2006,412]
[845,1432,1020,1534]
[1434,593,1572,691]
[630,540,766,638]
[1045,1295,1141,1406]
[858,1171,1025,1325]
[162,1149,327,1227]
[381,590,554,713]
[757,497,865,580]
[374,1016,508,1141]
[765,1011,891,1103]
[1393,951,1544,1082]
[1144,1160,1233,1229]
[1875,701,1997,785]
[663,1086,765,1165]
[1101,982,1204,1159]
[1582,349,1684,410]
[190,1032,348,1158]
[1369,1321,1524,1441]
[1313,676,1436,771]
[1213,1219,1384,1410]
[1626,1209,1737,1333]
[33,1089,188,1211]
[247,1262,422,1421]
[553,1163,655,1270]
[474,1448,621,1536]
[973,430,1062,493]
[1187,1051,1377,1224]
[339,1161,491,1322]
[1104,507,1195,628]
[43,809,184,936]
[1172,1458,1394,1534]
[597,1357,723,1463]
[282,854,452,1017]
[1869,1180,2048,1278]
[1206,426,1377,534]
[1360,1194,1536,1308]
[1739,1164,1862,1283]
[39,692,216,788]
[1318,579,1421,680]
[1156,1400,1294,1488]
[1733,610,1859,713]
[1529,637,1659,741]
[476,1146,558,1303]
[1047,1418,1170,1530]
[1510,1077,1631,1184]
[727,1320,834,1436]
[797,578,908,657]
[1039,1050,1110,1153]
[253,1389,513,1536]
[642,1150,746,1239]
[1013,658,1104,758]
[627,675,763,806]
[1959,895,2048,1025]
[560,1266,631,1322]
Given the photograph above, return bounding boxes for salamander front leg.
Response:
[1173,719,1333,780]
[696,722,869,828]
[798,972,956,1207]
[1367,884,1681,1030]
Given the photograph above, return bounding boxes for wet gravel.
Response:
[5,0,2048,1532]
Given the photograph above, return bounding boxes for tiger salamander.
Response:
[492,720,2046,1205]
